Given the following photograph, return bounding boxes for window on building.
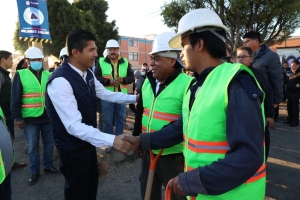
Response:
[128,38,138,47]
[128,52,138,60]
[128,52,133,60]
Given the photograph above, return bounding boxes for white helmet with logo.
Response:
[59,47,67,58]
[169,8,228,48]
[25,47,44,59]
[149,32,182,55]
[106,39,119,48]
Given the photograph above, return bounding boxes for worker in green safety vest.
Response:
[94,39,134,153]
[123,8,266,200]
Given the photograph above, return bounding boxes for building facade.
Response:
[119,35,155,70]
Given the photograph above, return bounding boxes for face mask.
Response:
[30,61,43,71]
[141,72,145,76]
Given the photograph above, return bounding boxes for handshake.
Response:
[112,134,141,154]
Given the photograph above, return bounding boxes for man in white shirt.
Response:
[46,29,136,200]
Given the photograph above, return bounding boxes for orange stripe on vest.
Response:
[22,103,43,108]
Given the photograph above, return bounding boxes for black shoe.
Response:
[283,121,292,124]
[44,167,60,174]
[28,173,39,186]
[12,162,26,170]
[289,123,299,127]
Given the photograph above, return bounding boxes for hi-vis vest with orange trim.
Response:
[19,69,50,118]
[142,73,193,155]
[182,63,266,200]
[0,107,4,121]
[99,57,128,93]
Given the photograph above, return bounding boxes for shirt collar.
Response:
[68,62,87,79]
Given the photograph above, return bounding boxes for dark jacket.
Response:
[46,62,97,152]
[0,66,11,115]
[133,65,194,136]
[249,64,274,118]
[133,70,144,94]
[286,68,300,93]
[94,56,134,91]
[139,67,265,195]
[252,44,283,104]
[11,67,50,124]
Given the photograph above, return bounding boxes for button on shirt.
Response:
[47,63,136,147]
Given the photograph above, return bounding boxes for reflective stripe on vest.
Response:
[99,57,129,93]
[141,73,193,155]
[19,69,50,118]
[182,63,266,200]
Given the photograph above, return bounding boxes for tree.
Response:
[161,0,300,55]
[73,0,119,57]
[13,0,118,57]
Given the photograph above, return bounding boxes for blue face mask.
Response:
[30,61,43,71]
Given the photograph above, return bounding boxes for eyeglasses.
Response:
[236,55,252,59]
[243,39,254,45]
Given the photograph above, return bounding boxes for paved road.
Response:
[9,109,300,200]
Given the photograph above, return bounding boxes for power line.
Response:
[122,10,161,24]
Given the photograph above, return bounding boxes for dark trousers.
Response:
[140,151,186,200]
[5,115,14,139]
[129,104,136,114]
[274,106,279,120]
[58,144,98,200]
[287,93,300,124]
[265,127,270,160]
[0,172,11,200]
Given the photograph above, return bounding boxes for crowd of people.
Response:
[0,7,299,200]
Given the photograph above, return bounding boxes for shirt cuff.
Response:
[178,168,207,196]
[103,133,115,147]
[129,95,137,104]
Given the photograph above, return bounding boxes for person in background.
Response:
[49,62,59,73]
[282,61,291,102]
[16,58,28,71]
[0,50,27,170]
[284,60,300,127]
[11,47,59,186]
[236,46,274,159]
[94,39,134,153]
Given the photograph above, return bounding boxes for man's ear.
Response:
[197,39,204,53]
[71,49,79,58]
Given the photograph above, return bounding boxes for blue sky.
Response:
[0,0,299,54]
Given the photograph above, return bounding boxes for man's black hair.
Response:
[189,30,227,59]
[143,63,147,66]
[243,31,262,43]
[66,29,96,57]
[0,50,12,62]
[292,60,300,65]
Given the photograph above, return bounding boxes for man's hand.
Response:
[116,77,124,84]
[266,117,274,129]
[110,80,120,87]
[167,176,186,196]
[273,104,279,108]
[296,83,300,88]
[122,135,140,150]
[15,119,25,129]
[113,134,134,154]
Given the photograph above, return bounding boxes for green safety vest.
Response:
[0,107,14,184]
[19,69,50,118]
[99,57,129,93]
[0,107,4,121]
[182,63,266,200]
[142,73,193,155]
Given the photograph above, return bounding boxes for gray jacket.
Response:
[252,44,283,104]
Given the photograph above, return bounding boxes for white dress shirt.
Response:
[47,63,136,147]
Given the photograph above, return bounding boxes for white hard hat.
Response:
[59,47,67,58]
[169,8,228,48]
[103,49,108,57]
[149,32,182,55]
[106,39,119,48]
[25,47,44,59]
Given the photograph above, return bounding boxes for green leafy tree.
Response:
[161,0,300,55]
[13,21,29,54]
[73,0,119,57]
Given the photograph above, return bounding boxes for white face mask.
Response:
[141,72,145,76]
